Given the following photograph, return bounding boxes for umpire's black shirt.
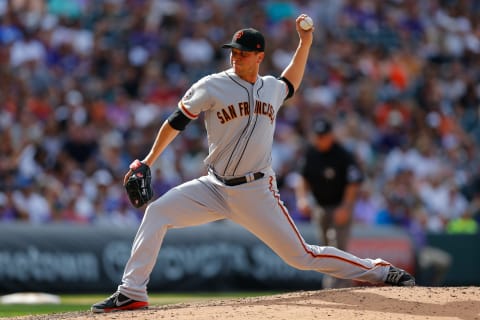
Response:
[300,142,364,207]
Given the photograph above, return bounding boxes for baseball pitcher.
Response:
[92,14,414,313]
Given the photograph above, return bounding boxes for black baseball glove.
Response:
[125,161,153,208]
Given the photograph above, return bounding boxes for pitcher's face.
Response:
[230,49,263,79]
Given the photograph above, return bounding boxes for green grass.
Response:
[0,292,276,318]
[0,304,85,318]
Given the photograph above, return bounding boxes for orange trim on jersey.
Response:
[267,176,390,270]
[179,102,199,119]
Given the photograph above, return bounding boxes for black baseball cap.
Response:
[222,28,265,52]
[312,118,332,135]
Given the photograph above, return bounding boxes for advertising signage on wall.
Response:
[0,222,415,293]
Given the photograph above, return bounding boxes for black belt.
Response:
[214,172,264,186]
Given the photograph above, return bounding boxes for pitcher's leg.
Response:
[119,178,224,301]
[230,175,390,284]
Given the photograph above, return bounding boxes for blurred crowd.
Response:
[0,0,479,236]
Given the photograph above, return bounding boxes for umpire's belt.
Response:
[214,172,264,186]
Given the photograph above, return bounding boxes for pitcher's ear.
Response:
[258,52,265,63]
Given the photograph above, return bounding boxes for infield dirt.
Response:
[11,286,480,320]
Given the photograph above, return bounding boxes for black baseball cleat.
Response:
[91,292,148,313]
[385,266,416,286]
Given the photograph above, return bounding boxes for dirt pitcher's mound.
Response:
[16,286,480,320]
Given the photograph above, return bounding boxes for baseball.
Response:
[299,15,313,31]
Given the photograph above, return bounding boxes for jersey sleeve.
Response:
[178,77,212,119]
[298,147,312,178]
[278,76,294,100]
[346,154,365,184]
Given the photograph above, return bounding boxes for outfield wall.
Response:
[0,222,471,294]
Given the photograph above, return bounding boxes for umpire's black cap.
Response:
[312,117,333,135]
[222,28,265,52]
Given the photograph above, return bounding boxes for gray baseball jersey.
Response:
[117,68,392,301]
[179,68,284,177]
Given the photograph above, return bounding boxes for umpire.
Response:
[295,117,364,288]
